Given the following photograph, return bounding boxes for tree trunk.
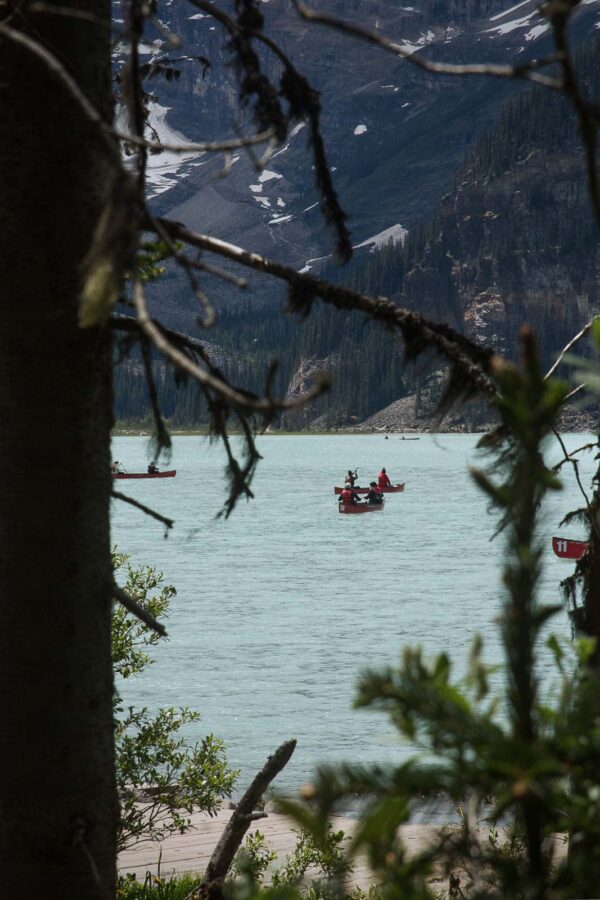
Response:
[0,3,117,896]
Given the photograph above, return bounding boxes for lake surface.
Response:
[111,433,594,801]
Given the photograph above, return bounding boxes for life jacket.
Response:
[378,471,391,488]
[340,488,354,503]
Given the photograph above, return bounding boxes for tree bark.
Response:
[0,3,117,896]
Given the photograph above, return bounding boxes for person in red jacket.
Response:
[339,485,361,505]
[366,482,384,504]
[378,467,392,489]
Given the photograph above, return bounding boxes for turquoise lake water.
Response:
[111,433,595,800]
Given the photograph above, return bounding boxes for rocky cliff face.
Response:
[398,43,600,366]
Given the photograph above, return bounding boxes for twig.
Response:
[139,334,172,455]
[112,489,175,531]
[546,0,600,229]
[114,126,275,155]
[123,0,147,194]
[291,0,563,90]
[553,440,597,470]
[113,584,167,636]
[552,427,591,511]
[545,316,599,379]
[564,383,586,402]
[131,280,329,413]
[185,739,297,900]
[184,256,248,290]
[150,212,217,328]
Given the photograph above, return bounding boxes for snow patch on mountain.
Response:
[486,13,534,36]
[489,0,530,22]
[258,169,283,183]
[122,102,206,198]
[525,22,550,39]
[354,223,407,250]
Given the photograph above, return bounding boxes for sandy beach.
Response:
[118,808,444,889]
[118,808,569,895]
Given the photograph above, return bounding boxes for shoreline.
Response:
[118,808,442,888]
[118,808,567,891]
[112,427,594,437]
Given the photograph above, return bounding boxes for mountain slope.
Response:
[118,0,600,328]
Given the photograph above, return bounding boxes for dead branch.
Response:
[131,281,330,414]
[114,126,275,155]
[150,212,217,328]
[111,489,175,532]
[151,217,497,401]
[185,0,352,262]
[139,334,172,455]
[545,317,599,378]
[552,427,592,511]
[113,584,167,637]
[185,739,297,900]
[545,0,600,229]
[291,0,563,90]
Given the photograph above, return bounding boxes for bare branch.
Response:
[151,217,497,401]
[131,280,330,414]
[552,439,597,471]
[552,427,591,511]
[545,316,599,379]
[139,334,172,455]
[184,257,248,290]
[185,0,352,262]
[150,213,217,328]
[111,489,175,532]
[114,126,275,155]
[544,0,600,228]
[291,0,563,90]
[564,383,586,402]
[113,584,167,637]
[185,739,297,900]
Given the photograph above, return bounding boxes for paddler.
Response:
[147,461,159,474]
[345,468,358,487]
[366,481,384,504]
[378,467,392,489]
[339,484,361,505]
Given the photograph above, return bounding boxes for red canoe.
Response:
[112,470,177,479]
[552,536,588,560]
[334,484,404,495]
[339,501,385,514]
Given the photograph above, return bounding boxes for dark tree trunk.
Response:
[0,3,117,896]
